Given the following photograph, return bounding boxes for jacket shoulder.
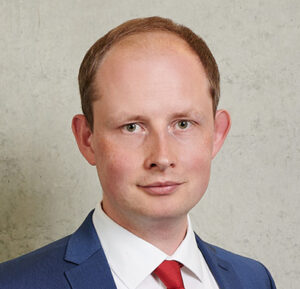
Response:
[206,241,264,267]
[0,235,74,289]
[202,240,276,288]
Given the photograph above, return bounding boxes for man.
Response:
[0,16,276,288]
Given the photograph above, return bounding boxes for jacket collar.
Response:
[64,210,117,289]
[63,210,243,289]
[195,234,243,289]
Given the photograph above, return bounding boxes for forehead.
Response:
[92,31,212,118]
[96,31,208,89]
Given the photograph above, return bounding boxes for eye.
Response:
[123,123,141,133]
[176,120,191,130]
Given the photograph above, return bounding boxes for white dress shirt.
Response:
[92,203,219,289]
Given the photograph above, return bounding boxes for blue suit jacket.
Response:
[0,211,276,289]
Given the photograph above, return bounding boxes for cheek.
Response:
[94,139,139,188]
[179,135,214,197]
[182,151,212,181]
[179,134,214,169]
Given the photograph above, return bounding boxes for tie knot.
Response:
[153,260,185,289]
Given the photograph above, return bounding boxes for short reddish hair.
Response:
[78,16,220,130]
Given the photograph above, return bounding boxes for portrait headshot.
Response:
[0,1,299,289]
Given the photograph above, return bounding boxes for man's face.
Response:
[89,33,220,227]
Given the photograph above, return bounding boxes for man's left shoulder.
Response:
[195,235,276,288]
[207,241,272,273]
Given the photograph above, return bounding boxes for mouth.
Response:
[137,181,183,195]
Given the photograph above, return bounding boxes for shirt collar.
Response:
[92,203,203,288]
[170,214,204,282]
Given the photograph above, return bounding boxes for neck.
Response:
[102,203,188,255]
[128,215,188,255]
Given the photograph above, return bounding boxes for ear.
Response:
[71,114,96,165]
[212,109,231,158]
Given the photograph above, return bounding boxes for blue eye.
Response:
[177,120,190,129]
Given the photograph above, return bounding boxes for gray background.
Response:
[0,0,299,288]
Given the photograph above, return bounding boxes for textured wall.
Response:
[0,0,299,288]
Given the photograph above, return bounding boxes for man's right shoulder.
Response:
[0,235,74,289]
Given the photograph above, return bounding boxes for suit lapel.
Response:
[62,211,245,289]
[64,211,117,289]
[64,250,117,289]
[195,234,243,289]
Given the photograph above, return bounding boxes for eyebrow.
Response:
[104,114,146,126]
[171,111,204,119]
[105,110,205,125]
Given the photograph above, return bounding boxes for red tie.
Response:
[153,260,185,289]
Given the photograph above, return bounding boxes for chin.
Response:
[139,201,192,220]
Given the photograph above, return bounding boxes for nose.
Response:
[144,130,176,171]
